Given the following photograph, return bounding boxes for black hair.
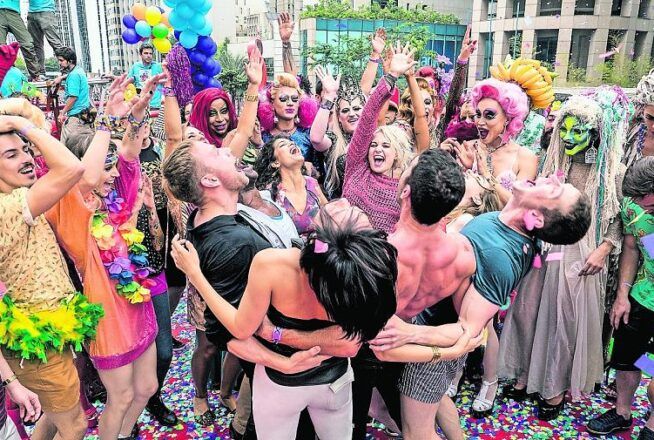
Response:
[300,209,398,341]
[533,192,591,245]
[55,47,76,65]
[254,135,305,200]
[298,75,313,97]
[406,149,465,225]
[315,79,323,97]
[139,43,154,54]
[623,156,654,198]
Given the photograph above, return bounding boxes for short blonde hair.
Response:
[375,125,414,173]
[270,73,302,101]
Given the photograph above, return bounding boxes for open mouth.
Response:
[290,145,301,156]
[372,153,385,168]
[477,128,489,139]
[214,123,227,132]
[348,116,360,124]
[19,164,34,176]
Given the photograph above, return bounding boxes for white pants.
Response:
[252,362,354,440]
[0,418,20,440]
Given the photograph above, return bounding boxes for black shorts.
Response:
[610,296,654,371]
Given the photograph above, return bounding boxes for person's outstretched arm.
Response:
[309,66,339,152]
[161,62,183,158]
[360,28,386,96]
[278,12,297,75]
[405,72,429,153]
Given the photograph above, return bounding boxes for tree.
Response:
[301,0,460,24]
[45,57,59,73]
[216,41,248,99]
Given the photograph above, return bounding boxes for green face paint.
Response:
[559,115,593,156]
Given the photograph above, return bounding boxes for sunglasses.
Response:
[279,95,299,103]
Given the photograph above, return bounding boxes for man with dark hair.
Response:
[587,157,654,439]
[128,43,163,110]
[55,47,91,145]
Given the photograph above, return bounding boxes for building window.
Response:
[507,31,523,58]
[634,31,647,58]
[575,0,595,14]
[535,30,558,64]
[570,29,593,71]
[611,0,623,15]
[607,29,626,51]
[638,0,651,17]
[513,0,526,16]
[481,32,494,78]
[539,0,562,15]
[486,0,498,19]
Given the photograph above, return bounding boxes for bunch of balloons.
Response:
[122,3,172,54]
[166,0,222,90]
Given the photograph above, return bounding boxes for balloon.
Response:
[163,0,177,7]
[207,78,222,89]
[176,3,194,19]
[188,14,206,31]
[193,72,209,86]
[152,23,169,39]
[122,14,137,29]
[134,20,152,38]
[179,31,198,49]
[198,0,212,14]
[168,10,187,31]
[203,58,221,77]
[122,29,141,45]
[197,21,212,36]
[153,37,172,54]
[188,50,207,67]
[174,30,181,40]
[196,36,216,55]
[161,13,170,27]
[145,6,162,26]
[131,3,146,20]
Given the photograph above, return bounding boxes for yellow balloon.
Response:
[153,38,172,54]
[145,6,162,26]
[132,3,146,20]
[124,84,137,102]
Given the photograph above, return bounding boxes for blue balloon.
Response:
[193,72,209,86]
[207,78,222,89]
[189,50,207,67]
[179,31,198,49]
[163,0,177,7]
[196,36,216,56]
[203,40,217,57]
[122,14,137,29]
[168,10,187,31]
[134,20,152,38]
[202,57,216,73]
[122,28,141,45]
[213,61,222,76]
[197,21,212,36]
[174,30,181,40]
[198,0,212,14]
[188,14,206,31]
[176,3,194,19]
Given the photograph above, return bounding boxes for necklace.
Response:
[481,141,506,176]
[637,123,647,155]
[277,126,297,137]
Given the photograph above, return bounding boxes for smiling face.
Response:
[475,98,507,144]
[643,105,654,136]
[368,130,397,176]
[460,101,475,122]
[209,98,231,137]
[337,97,364,134]
[272,138,304,169]
[95,161,120,198]
[273,86,300,122]
[0,133,36,192]
[192,141,249,191]
[559,115,594,156]
[512,174,578,213]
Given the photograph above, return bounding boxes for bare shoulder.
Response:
[254,248,301,268]
[517,144,538,161]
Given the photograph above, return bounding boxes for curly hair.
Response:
[635,69,654,106]
[398,77,436,126]
[253,135,306,200]
[471,78,530,143]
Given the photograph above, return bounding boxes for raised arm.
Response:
[3,114,84,218]
[309,66,340,152]
[161,62,183,157]
[406,73,430,153]
[79,75,135,195]
[171,237,272,340]
[120,72,167,161]
[278,12,297,76]
[226,47,264,159]
[360,28,386,96]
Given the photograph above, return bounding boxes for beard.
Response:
[541,129,553,150]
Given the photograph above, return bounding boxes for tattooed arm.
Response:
[278,12,297,75]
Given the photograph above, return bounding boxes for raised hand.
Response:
[278,12,294,42]
[389,42,418,78]
[371,28,386,56]
[104,74,135,119]
[245,46,264,87]
[458,25,478,62]
[382,47,393,75]
[314,65,340,99]
[131,72,167,121]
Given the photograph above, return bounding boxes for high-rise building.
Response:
[470,0,654,83]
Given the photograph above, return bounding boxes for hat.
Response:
[388,87,399,111]
[0,42,19,85]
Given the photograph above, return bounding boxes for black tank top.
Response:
[257,305,348,387]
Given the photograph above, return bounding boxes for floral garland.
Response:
[91,190,153,304]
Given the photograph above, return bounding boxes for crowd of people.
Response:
[0,10,652,440]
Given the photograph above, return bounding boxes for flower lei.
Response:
[91,190,152,304]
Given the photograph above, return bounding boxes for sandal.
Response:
[218,394,237,413]
[446,369,464,399]
[471,379,498,418]
[537,395,565,421]
[503,383,527,402]
[193,397,215,427]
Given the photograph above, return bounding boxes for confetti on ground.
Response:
[64,298,653,439]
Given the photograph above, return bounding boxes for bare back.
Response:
[390,225,476,320]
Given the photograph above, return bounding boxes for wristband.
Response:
[127,113,147,130]
[18,124,37,138]
[162,86,175,98]
[272,326,283,345]
[622,282,633,288]
[1,373,17,387]
[244,93,259,102]
[369,57,381,64]
[320,99,334,111]
[94,114,123,133]
[457,58,469,66]
[384,73,398,90]
[429,346,441,364]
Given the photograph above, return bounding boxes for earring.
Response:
[295,116,300,125]
[274,115,279,125]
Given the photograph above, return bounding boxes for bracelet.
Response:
[162,86,175,98]
[369,57,381,64]
[282,41,291,48]
[93,114,122,133]
[320,99,334,111]
[127,113,147,130]
[18,124,37,138]
[1,373,17,387]
[429,346,441,364]
[384,73,398,90]
[271,326,283,345]
[244,93,259,102]
[622,282,633,288]
[457,58,469,66]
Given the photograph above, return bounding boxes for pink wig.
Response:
[416,66,441,94]
[189,88,237,148]
[471,78,529,143]
[257,79,319,133]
